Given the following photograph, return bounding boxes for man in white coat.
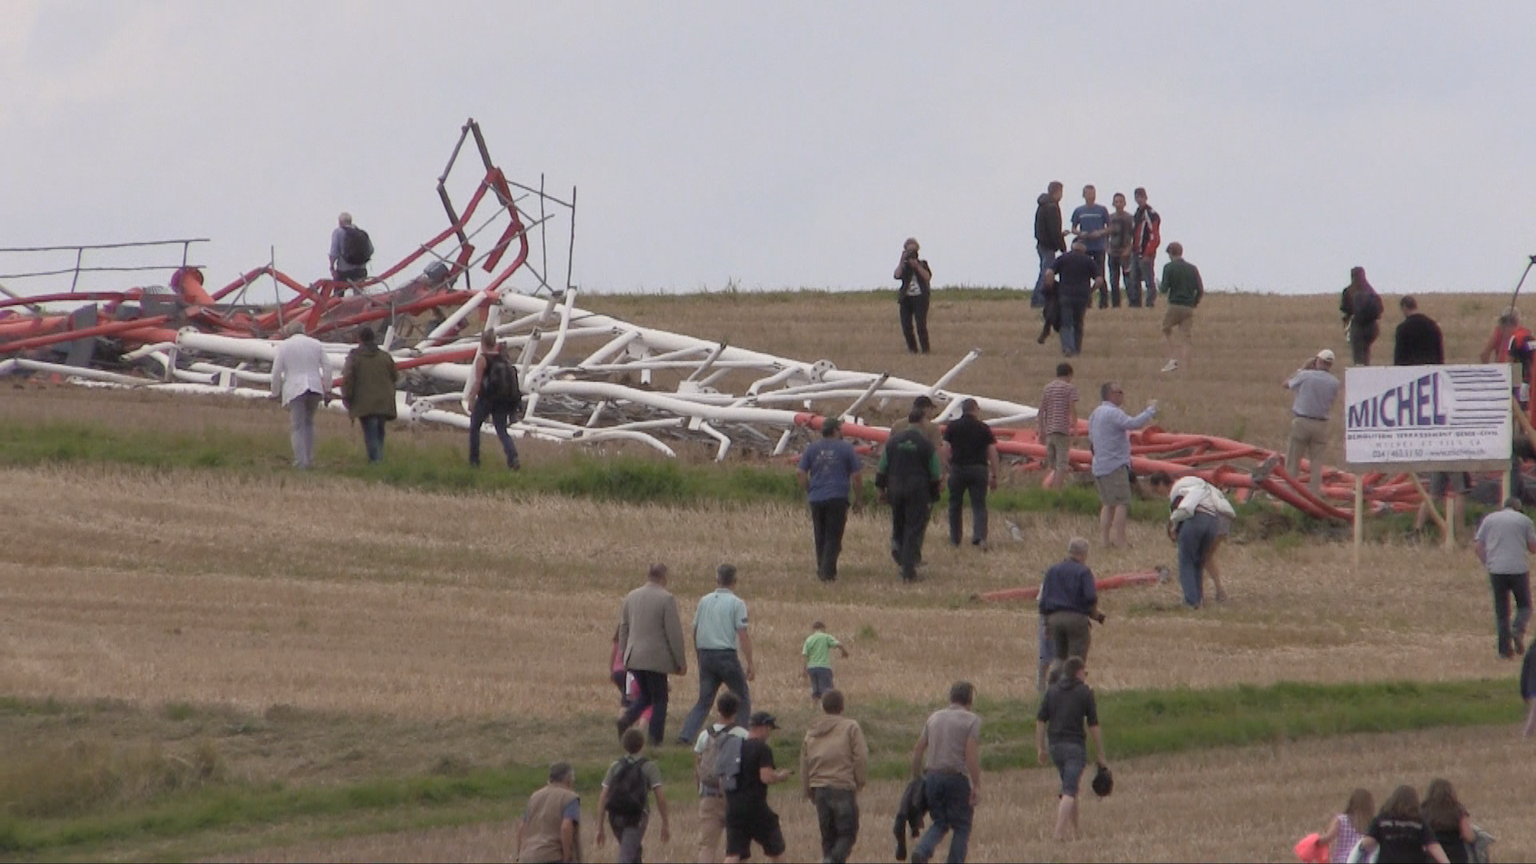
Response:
[1163,475,1236,609]
[270,325,333,468]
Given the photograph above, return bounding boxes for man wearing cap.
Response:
[1087,382,1158,548]
[1474,497,1536,659]
[1282,350,1341,498]
[677,565,754,746]
[942,399,1001,550]
[797,417,864,582]
[909,681,982,864]
[724,712,792,864]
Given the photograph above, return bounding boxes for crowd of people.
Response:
[1299,780,1490,864]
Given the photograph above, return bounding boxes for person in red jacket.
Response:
[1129,188,1161,310]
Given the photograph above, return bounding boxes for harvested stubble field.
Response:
[2,288,1532,862]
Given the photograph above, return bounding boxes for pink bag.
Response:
[1294,833,1329,864]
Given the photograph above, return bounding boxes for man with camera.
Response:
[894,238,933,354]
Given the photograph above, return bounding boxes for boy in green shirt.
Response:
[802,621,850,701]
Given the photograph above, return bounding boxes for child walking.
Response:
[802,621,850,701]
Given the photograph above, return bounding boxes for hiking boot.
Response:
[1161,359,1179,373]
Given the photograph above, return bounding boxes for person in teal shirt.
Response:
[802,620,850,701]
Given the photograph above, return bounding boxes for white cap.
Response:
[1316,349,1335,363]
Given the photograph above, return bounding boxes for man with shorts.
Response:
[1038,363,1079,490]
[1158,242,1203,373]
[1035,657,1107,842]
[693,691,748,863]
[724,713,792,864]
[1038,538,1105,663]
[1087,382,1158,548]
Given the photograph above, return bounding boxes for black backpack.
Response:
[481,353,521,411]
[605,757,650,817]
[1354,289,1383,324]
[340,226,373,267]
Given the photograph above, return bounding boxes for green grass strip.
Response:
[0,678,1521,857]
[0,418,1216,523]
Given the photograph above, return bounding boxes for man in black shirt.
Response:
[724,712,792,864]
[1393,295,1445,367]
[1035,657,1107,842]
[1032,181,1068,308]
[1044,241,1103,357]
[942,399,1001,550]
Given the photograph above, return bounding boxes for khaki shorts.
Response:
[1045,432,1071,472]
[698,793,727,858]
[1095,468,1132,507]
[1161,304,1195,336]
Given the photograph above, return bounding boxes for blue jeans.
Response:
[468,398,520,467]
[912,772,972,864]
[1131,254,1157,307]
[1177,510,1219,607]
[1031,244,1055,307]
[677,649,750,744]
[360,415,387,462]
[1058,295,1089,356]
[1049,741,1087,796]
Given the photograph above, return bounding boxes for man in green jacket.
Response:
[341,326,399,463]
[1158,242,1204,374]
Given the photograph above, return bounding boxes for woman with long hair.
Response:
[1340,266,1383,366]
[1421,779,1476,864]
[1317,788,1374,863]
[1357,785,1450,864]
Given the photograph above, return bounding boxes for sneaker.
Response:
[1160,359,1179,373]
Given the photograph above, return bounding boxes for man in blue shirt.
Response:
[1087,382,1158,548]
[1069,186,1110,308]
[1038,537,1105,665]
[797,417,865,582]
[677,565,754,746]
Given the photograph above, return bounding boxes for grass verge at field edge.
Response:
[0,678,1521,858]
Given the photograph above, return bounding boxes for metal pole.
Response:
[69,247,83,293]
[540,173,550,295]
[566,186,577,291]
[1510,255,1536,309]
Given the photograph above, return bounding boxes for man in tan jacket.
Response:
[515,762,581,863]
[617,563,688,745]
[800,690,868,864]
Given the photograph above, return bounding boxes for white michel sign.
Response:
[1343,364,1511,469]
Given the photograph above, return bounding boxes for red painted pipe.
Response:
[976,570,1164,603]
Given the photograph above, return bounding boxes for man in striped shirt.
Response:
[1038,363,1079,491]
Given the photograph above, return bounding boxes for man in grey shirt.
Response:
[908,681,981,864]
[1474,497,1536,658]
[1282,349,1340,498]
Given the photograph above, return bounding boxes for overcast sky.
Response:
[3,1,1534,299]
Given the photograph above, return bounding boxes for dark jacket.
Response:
[1394,313,1445,366]
[893,776,927,861]
[1037,675,1099,747]
[876,427,941,499]
[341,344,399,419]
[1034,194,1066,253]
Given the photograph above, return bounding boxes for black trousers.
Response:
[810,498,851,579]
[1491,572,1533,657]
[813,787,860,864]
[947,464,989,544]
[899,293,930,353]
[618,669,669,745]
[889,488,932,580]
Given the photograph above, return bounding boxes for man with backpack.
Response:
[692,691,748,863]
[596,728,672,864]
[466,330,523,470]
[722,712,792,864]
[328,212,373,286]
